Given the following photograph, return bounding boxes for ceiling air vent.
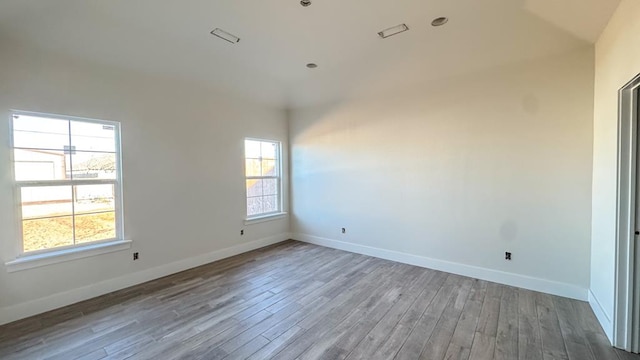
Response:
[378,24,409,39]
[210,28,240,44]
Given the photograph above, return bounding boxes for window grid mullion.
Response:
[246,176,278,180]
[68,120,77,245]
[23,213,72,222]
[247,195,270,199]
[16,179,118,187]
[259,143,264,214]
[13,146,116,154]
[23,209,115,223]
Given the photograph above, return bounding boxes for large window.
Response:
[11,112,123,254]
[244,139,281,218]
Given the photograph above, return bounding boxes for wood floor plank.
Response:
[442,279,487,360]
[270,264,416,360]
[300,266,428,359]
[44,320,142,360]
[573,300,625,360]
[312,267,434,360]
[344,269,437,360]
[0,241,637,360]
[536,292,569,360]
[105,336,157,360]
[218,300,304,355]
[260,295,331,341]
[298,286,406,360]
[618,348,640,360]
[469,282,502,360]
[371,271,450,359]
[143,310,272,360]
[418,278,475,360]
[75,348,107,360]
[517,289,544,360]
[469,333,497,360]
[393,274,462,360]
[553,296,595,360]
[247,327,305,360]
[474,282,502,336]
[223,334,270,360]
[495,286,519,360]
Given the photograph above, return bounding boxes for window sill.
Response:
[244,212,288,225]
[5,240,132,273]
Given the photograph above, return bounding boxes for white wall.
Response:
[0,44,289,324]
[290,48,594,300]
[590,0,640,342]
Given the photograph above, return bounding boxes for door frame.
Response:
[615,73,640,352]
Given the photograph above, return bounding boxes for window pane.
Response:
[261,142,277,160]
[70,121,116,152]
[263,196,278,213]
[263,179,278,196]
[13,115,70,150]
[247,197,264,217]
[71,152,117,180]
[23,216,74,252]
[245,159,261,177]
[75,212,116,244]
[245,140,261,158]
[21,186,73,220]
[262,160,277,176]
[74,184,115,215]
[13,114,122,252]
[246,179,263,197]
[14,149,70,181]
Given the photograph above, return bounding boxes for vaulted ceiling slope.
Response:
[0,0,620,107]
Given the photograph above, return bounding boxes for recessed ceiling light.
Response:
[306,63,318,69]
[431,17,448,27]
[300,0,312,7]
[377,24,409,39]
[210,28,240,44]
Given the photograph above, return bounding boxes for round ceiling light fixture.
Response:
[300,0,312,7]
[306,63,318,69]
[431,17,449,27]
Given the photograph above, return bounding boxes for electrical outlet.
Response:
[133,252,139,261]
[505,252,512,261]
[240,229,244,236]
[341,228,346,234]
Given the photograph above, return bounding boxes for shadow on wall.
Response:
[289,46,594,290]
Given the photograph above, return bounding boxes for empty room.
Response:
[1,0,640,359]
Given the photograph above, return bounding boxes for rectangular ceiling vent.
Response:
[378,24,409,39]
[210,28,241,44]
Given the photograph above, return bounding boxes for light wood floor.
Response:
[0,241,638,360]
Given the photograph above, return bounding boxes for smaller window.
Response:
[244,139,282,218]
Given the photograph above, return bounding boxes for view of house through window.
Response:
[12,112,122,253]
[245,139,281,218]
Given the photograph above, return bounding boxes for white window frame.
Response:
[244,138,286,224]
[7,111,128,270]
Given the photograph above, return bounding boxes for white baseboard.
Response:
[293,233,588,301]
[0,233,291,326]
[588,290,614,343]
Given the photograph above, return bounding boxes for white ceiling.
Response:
[0,0,620,108]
